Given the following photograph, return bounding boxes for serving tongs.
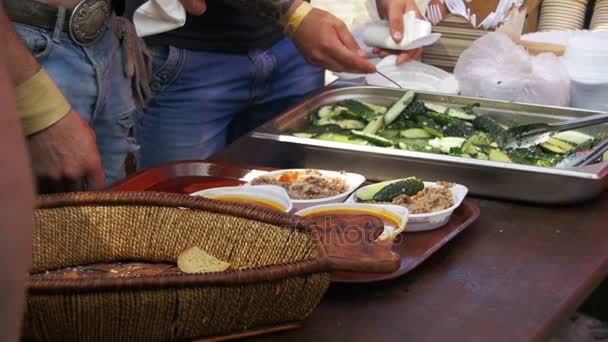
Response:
[556,138,608,168]
[505,112,608,149]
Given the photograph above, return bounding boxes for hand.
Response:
[372,46,423,65]
[375,0,425,65]
[292,8,376,74]
[180,0,207,15]
[27,109,105,194]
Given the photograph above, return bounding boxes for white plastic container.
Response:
[346,181,468,232]
[295,202,409,241]
[190,185,293,213]
[247,169,366,212]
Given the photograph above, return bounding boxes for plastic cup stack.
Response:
[563,34,608,111]
[591,0,608,31]
[538,0,588,31]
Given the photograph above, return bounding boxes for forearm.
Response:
[0,4,40,85]
[221,0,304,26]
[0,23,35,342]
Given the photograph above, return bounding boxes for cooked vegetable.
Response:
[603,151,608,162]
[297,92,608,168]
[400,128,432,139]
[317,105,348,119]
[424,103,448,114]
[384,91,415,125]
[541,137,574,154]
[351,130,394,147]
[447,107,476,121]
[443,121,475,138]
[508,147,562,167]
[363,116,384,134]
[370,178,425,202]
[416,116,443,137]
[552,131,594,146]
[466,132,493,146]
[402,99,427,119]
[378,129,400,139]
[426,111,454,125]
[488,149,512,163]
[315,133,368,145]
[429,137,466,154]
[473,116,509,146]
[334,100,381,121]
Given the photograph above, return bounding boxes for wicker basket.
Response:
[24,192,331,342]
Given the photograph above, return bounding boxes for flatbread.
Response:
[177,246,231,274]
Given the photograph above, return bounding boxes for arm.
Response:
[0,5,104,192]
[0,7,35,342]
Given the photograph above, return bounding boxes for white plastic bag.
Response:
[454,32,571,107]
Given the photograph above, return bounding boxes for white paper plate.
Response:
[366,56,460,94]
[345,181,468,232]
[246,169,366,212]
[190,185,293,213]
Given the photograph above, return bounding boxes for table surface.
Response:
[208,136,608,342]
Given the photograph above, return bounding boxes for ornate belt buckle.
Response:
[69,0,111,47]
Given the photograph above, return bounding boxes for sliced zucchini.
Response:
[541,143,567,154]
[476,152,489,160]
[351,130,394,147]
[315,133,368,145]
[317,117,366,130]
[461,141,479,155]
[361,101,388,115]
[447,107,476,121]
[428,137,466,153]
[337,120,367,130]
[384,90,415,125]
[317,105,347,119]
[424,103,448,113]
[544,137,574,153]
[400,128,432,139]
[465,132,493,146]
[378,129,400,139]
[488,149,512,163]
[552,131,594,146]
[363,116,384,135]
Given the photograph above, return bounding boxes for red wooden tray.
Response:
[111,161,480,283]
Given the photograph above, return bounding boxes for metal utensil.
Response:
[557,139,608,168]
[505,112,608,149]
[376,70,403,89]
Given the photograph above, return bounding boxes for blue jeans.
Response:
[134,37,324,169]
[14,18,137,186]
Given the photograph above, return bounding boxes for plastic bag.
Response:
[454,32,571,107]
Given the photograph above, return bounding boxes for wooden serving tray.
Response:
[111,161,480,284]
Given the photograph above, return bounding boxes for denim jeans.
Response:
[134,37,324,169]
[14,17,137,186]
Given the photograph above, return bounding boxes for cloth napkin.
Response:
[133,0,186,37]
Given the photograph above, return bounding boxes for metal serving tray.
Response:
[248,86,608,204]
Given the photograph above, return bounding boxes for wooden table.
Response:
[208,136,608,342]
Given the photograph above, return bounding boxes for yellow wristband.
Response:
[284,2,313,37]
[15,69,71,135]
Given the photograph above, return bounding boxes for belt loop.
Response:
[52,7,67,43]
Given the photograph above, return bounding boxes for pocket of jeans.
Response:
[13,24,53,59]
[148,46,182,93]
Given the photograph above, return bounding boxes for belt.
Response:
[4,0,112,47]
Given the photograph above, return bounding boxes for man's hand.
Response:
[180,0,207,15]
[375,0,425,65]
[27,110,104,194]
[292,8,376,74]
